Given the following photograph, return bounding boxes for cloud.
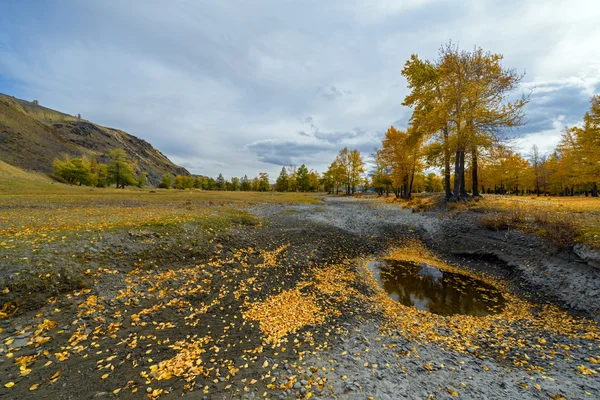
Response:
[0,0,599,179]
[318,85,352,100]
[246,139,334,166]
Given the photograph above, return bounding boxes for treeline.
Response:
[53,149,146,188]
[161,173,272,191]
[370,42,599,200]
[163,147,369,194]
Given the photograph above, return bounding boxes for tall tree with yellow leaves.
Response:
[403,43,528,201]
[381,126,422,199]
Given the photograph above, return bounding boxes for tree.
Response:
[53,155,92,186]
[231,177,240,191]
[308,171,320,192]
[216,173,226,190]
[257,172,271,192]
[296,164,310,192]
[529,145,542,196]
[159,173,172,189]
[275,167,289,192]
[567,96,600,196]
[348,149,365,194]
[107,149,136,189]
[402,43,528,201]
[241,175,251,191]
[174,175,195,189]
[335,147,365,194]
[137,172,147,188]
[287,165,298,192]
[380,126,422,199]
[323,160,345,194]
[425,173,443,192]
[96,164,109,188]
[402,54,453,200]
[370,150,393,196]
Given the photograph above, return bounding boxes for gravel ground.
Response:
[255,196,600,316]
[2,195,599,399]
[255,196,600,399]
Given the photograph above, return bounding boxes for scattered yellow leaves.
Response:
[577,364,597,375]
[243,288,324,343]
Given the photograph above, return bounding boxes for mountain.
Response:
[0,93,190,185]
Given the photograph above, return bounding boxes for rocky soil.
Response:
[1,196,598,399]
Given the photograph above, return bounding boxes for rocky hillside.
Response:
[0,93,189,185]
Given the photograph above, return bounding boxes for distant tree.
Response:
[53,155,92,186]
[174,175,195,189]
[241,175,251,191]
[425,173,443,192]
[230,176,240,191]
[96,164,109,188]
[206,177,217,190]
[107,149,136,188]
[296,164,310,192]
[370,150,392,196]
[137,172,147,188]
[529,145,542,196]
[275,167,289,192]
[323,160,345,194]
[89,157,100,187]
[380,127,421,199]
[336,147,365,194]
[308,170,320,192]
[159,173,172,189]
[258,172,271,191]
[287,165,297,192]
[216,173,226,190]
[32,100,39,105]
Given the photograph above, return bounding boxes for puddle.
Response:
[368,259,506,316]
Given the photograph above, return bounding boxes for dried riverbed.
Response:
[0,195,598,399]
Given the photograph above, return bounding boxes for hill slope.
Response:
[0,93,189,185]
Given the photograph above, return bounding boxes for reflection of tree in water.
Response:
[377,261,506,316]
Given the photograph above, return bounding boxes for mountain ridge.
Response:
[0,93,190,185]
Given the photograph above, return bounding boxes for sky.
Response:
[1,0,599,179]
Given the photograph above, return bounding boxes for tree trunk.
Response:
[453,150,461,201]
[460,151,468,198]
[592,182,598,197]
[472,148,479,196]
[443,125,452,201]
[403,174,410,199]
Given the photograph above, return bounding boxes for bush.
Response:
[538,214,580,251]
[478,212,511,230]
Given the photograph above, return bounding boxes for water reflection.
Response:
[368,260,506,316]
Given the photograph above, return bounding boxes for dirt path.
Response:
[1,196,599,399]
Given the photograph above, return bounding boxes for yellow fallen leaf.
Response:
[4,382,15,388]
[262,360,268,368]
[30,383,40,391]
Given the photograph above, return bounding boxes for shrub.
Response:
[478,212,511,230]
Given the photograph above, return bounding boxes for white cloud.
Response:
[1,0,599,179]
